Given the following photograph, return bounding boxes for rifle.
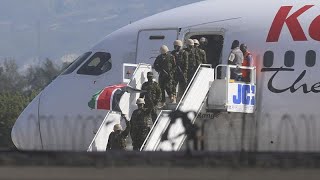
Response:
[161,69,172,79]
[176,65,186,84]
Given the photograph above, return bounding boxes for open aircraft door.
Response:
[136,29,179,65]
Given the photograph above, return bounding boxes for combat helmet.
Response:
[200,37,207,44]
[113,124,122,131]
[173,40,183,47]
[193,39,200,45]
[136,98,145,105]
[186,39,194,46]
[160,45,169,54]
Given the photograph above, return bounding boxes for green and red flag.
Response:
[88,84,127,111]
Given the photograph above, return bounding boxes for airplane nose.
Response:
[11,93,43,150]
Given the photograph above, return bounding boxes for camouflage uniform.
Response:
[140,81,161,122]
[185,47,197,84]
[171,49,189,99]
[170,52,177,97]
[130,108,153,150]
[106,119,130,150]
[153,53,174,102]
[195,46,207,64]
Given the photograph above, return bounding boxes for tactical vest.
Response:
[172,50,184,70]
[133,109,153,128]
[185,48,196,70]
[194,47,202,67]
[109,132,126,150]
[142,82,158,104]
[154,53,173,79]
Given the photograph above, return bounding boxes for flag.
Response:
[88,84,126,111]
[88,84,146,111]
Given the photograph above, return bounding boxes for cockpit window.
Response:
[77,52,112,75]
[61,52,92,75]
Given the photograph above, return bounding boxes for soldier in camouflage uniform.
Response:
[130,98,153,150]
[171,40,189,101]
[194,39,207,64]
[199,37,208,51]
[140,71,161,122]
[153,45,174,105]
[169,46,177,104]
[106,114,130,150]
[184,39,197,84]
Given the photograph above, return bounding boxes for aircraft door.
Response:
[136,29,179,65]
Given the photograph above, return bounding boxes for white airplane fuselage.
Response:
[11,0,320,151]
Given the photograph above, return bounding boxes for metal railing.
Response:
[176,64,212,108]
[177,91,210,150]
[87,111,112,152]
[140,110,172,151]
[87,63,152,152]
[215,64,256,84]
[123,63,152,85]
[141,64,213,151]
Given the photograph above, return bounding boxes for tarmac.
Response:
[0,151,320,179]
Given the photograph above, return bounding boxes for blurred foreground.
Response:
[0,151,320,179]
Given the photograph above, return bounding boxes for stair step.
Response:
[165,103,178,110]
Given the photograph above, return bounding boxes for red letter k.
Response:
[266,5,314,42]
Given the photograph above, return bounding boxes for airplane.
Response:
[11,0,320,151]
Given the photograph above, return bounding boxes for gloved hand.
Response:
[121,113,128,120]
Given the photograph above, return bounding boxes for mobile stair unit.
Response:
[140,64,215,151]
[87,63,256,152]
[207,65,256,113]
[87,63,152,151]
[141,64,257,151]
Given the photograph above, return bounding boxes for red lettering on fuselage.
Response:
[309,15,320,41]
[267,5,314,42]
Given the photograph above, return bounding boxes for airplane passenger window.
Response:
[77,52,112,75]
[149,36,165,40]
[306,50,316,67]
[61,52,92,75]
[263,51,274,67]
[284,51,295,67]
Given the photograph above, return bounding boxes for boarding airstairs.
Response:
[140,64,257,151]
[87,62,256,152]
[87,63,152,152]
[140,64,215,151]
